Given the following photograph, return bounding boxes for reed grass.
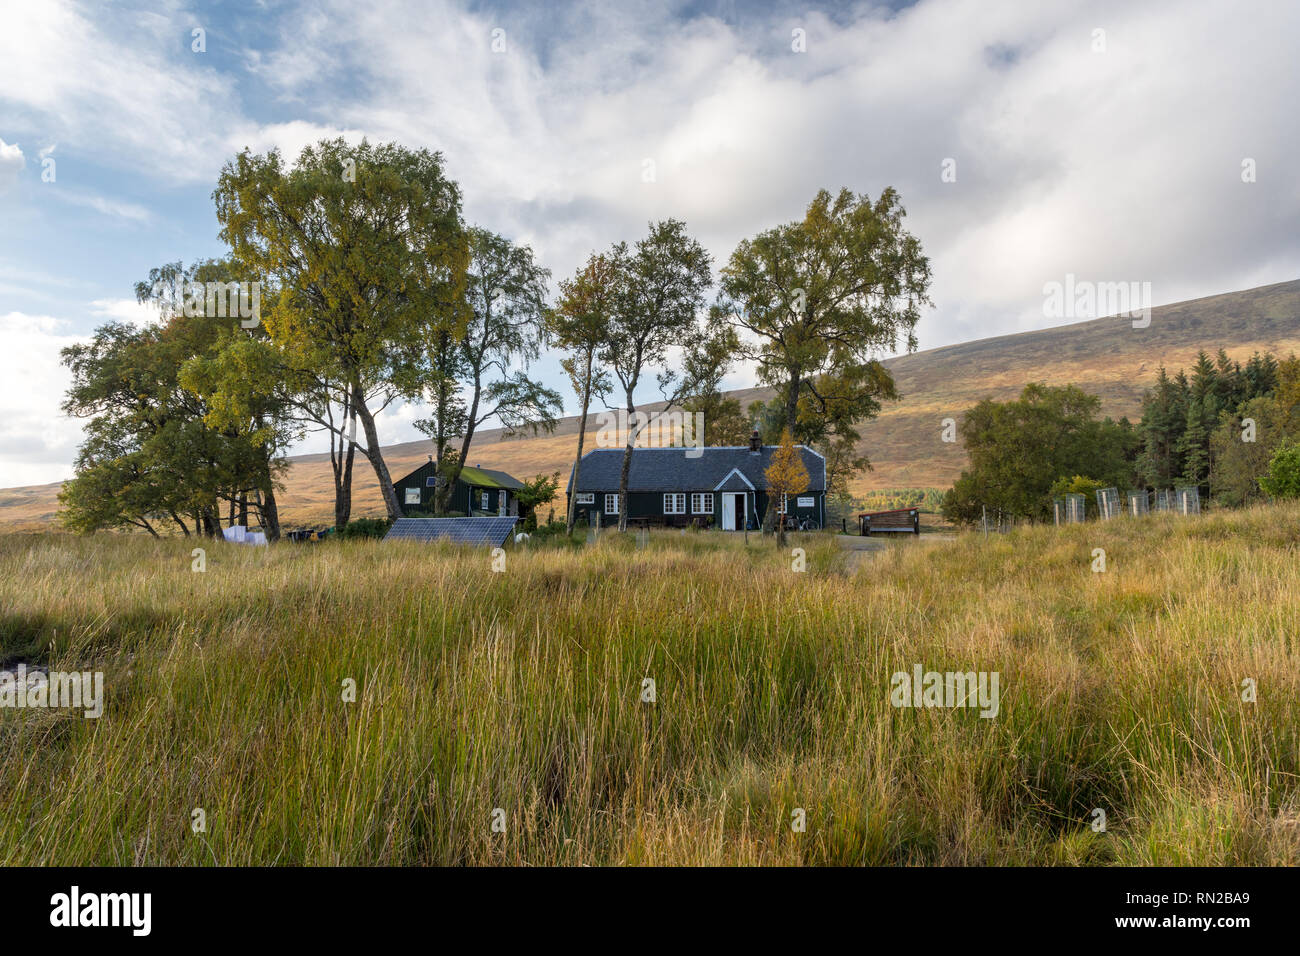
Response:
[0,507,1296,865]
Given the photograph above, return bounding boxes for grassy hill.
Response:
[3,279,1298,530]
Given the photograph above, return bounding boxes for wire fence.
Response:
[998,485,1207,534]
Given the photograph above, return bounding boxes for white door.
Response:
[722,492,743,530]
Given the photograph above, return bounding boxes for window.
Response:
[575,493,594,505]
[691,493,714,515]
[404,487,421,505]
[664,493,686,515]
[480,490,490,510]
[604,494,620,514]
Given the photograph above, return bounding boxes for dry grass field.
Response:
[1,504,1296,865]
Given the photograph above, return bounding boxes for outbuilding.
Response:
[391,458,524,516]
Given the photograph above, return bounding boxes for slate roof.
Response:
[567,446,826,494]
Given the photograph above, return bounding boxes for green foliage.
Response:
[214,138,470,519]
[1140,350,1289,494]
[59,259,287,538]
[602,219,726,530]
[854,488,946,512]
[682,394,750,446]
[1259,442,1300,500]
[418,227,561,511]
[1209,396,1289,506]
[337,517,394,539]
[548,251,619,535]
[941,384,1138,524]
[715,186,931,486]
[515,472,560,512]
[1048,475,1107,518]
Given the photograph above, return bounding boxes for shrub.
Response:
[337,517,393,539]
[1259,441,1300,500]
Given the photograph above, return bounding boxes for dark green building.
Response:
[565,432,826,530]
[391,458,524,516]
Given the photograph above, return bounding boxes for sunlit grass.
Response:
[0,507,1297,865]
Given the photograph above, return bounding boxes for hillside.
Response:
[3,279,1298,530]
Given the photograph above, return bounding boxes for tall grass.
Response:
[0,507,1297,865]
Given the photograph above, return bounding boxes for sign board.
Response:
[796,496,815,508]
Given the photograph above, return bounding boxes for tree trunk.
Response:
[566,352,594,537]
[352,383,404,520]
[617,386,638,533]
[260,485,281,542]
[168,510,190,536]
[785,370,801,436]
[330,394,356,528]
[238,493,248,527]
[339,435,355,526]
[449,375,483,513]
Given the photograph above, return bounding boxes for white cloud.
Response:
[54,190,152,222]
[2,0,1300,484]
[0,312,86,486]
[0,138,24,192]
[0,1,244,184]
[90,297,160,327]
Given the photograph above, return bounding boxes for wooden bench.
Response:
[859,508,920,536]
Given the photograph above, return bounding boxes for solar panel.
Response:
[383,516,518,548]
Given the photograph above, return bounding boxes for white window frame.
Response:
[604,493,620,515]
[691,492,713,515]
[664,493,686,515]
[575,493,594,505]
[480,490,490,510]
[404,487,421,505]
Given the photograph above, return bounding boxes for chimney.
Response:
[749,429,761,454]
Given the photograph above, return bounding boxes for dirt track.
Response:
[837,532,958,567]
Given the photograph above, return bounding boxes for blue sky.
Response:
[2,0,1298,485]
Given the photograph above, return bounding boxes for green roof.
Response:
[456,465,523,490]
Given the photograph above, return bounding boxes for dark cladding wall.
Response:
[575,489,822,527]
[391,462,502,515]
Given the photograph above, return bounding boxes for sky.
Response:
[1,0,1297,487]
